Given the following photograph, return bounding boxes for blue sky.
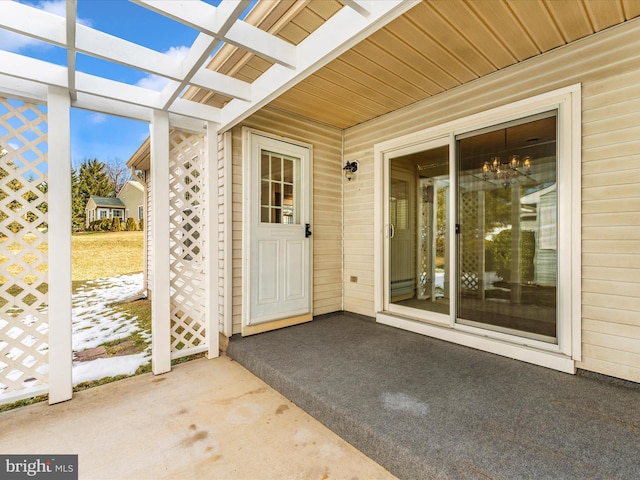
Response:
[2,0,239,168]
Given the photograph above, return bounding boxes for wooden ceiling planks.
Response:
[180,0,640,130]
[466,0,542,62]
[352,35,441,97]
[413,1,497,77]
[544,0,595,42]
[429,0,519,70]
[584,0,627,30]
[622,0,640,18]
[506,1,565,52]
[379,15,469,90]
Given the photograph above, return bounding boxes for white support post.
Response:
[222,131,233,337]
[205,122,220,359]
[150,110,171,375]
[47,86,72,404]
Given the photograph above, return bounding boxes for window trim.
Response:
[374,85,581,372]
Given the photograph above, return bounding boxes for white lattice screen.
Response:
[169,130,207,359]
[0,97,49,398]
[460,191,479,293]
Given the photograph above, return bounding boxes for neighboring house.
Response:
[84,181,144,228]
[116,180,144,224]
[1,1,640,406]
[84,196,126,228]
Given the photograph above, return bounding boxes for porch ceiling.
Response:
[263,0,640,129]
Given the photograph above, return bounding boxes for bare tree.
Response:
[104,158,131,194]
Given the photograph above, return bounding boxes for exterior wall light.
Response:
[343,160,359,181]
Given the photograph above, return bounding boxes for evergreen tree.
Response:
[71,158,113,231]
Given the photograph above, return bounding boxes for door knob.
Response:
[305,223,312,238]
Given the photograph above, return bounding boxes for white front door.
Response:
[244,131,312,333]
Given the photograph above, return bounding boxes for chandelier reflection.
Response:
[482,155,532,188]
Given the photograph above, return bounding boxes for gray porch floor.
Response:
[227,312,640,480]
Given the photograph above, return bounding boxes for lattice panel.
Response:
[460,191,479,292]
[0,97,49,396]
[169,130,207,356]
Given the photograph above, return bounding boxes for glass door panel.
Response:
[260,151,298,225]
[456,113,558,342]
[388,146,449,316]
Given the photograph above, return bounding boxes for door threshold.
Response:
[242,313,312,336]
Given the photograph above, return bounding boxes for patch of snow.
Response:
[72,353,150,386]
[71,272,150,383]
[72,273,145,352]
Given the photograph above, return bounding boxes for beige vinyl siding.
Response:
[342,19,640,382]
[230,108,343,334]
[117,182,144,222]
[581,62,640,382]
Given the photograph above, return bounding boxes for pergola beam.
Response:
[76,25,183,80]
[157,1,251,110]
[135,0,296,68]
[0,1,66,46]
[189,66,252,101]
[341,0,372,17]
[75,72,163,109]
[0,51,68,88]
[169,98,222,123]
[66,0,78,101]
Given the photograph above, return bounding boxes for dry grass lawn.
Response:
[72,231,144,281]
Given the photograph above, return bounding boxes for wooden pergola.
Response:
[0,0,416,405]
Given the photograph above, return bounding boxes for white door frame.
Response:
[242,128,313,335]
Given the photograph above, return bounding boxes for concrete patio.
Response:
[227,313,640,480]
[0,356,395,479]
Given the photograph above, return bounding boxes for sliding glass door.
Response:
[456,113,558,342]
[383,112,558,343]
[387,145,450,317]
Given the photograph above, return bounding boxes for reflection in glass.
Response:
[283,159,293,183]
[271,156,282,182]
[456,113,557,342]
[261,180,269,206]
[388,145,449,316]
[261,154,269,180]
[259,150,299,224]
[272,182,281,206]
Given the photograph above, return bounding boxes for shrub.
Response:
[111,217,121,232]
[488,229,535,282]
[126,217,138,231]
[139,218,144,231]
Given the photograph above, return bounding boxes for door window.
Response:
[261,151,298,225]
